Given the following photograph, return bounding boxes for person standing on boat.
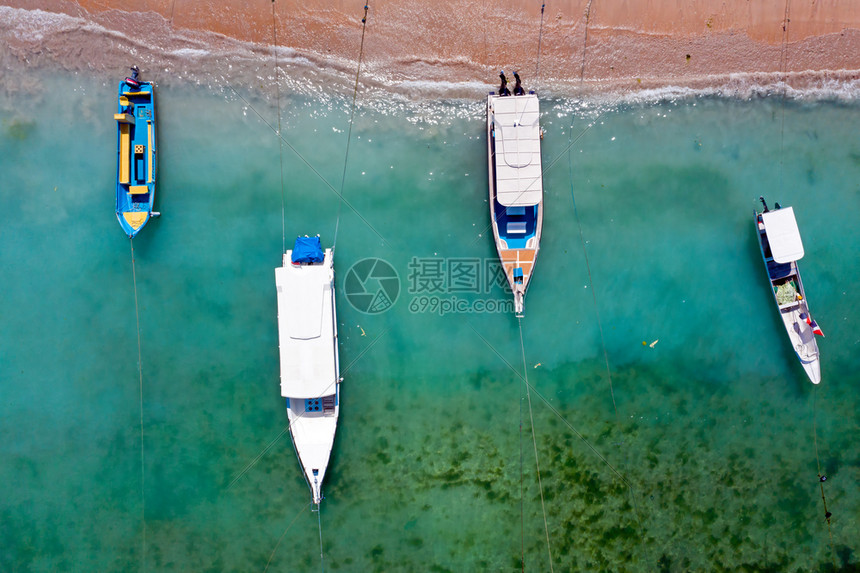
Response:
[498,71,511,96]
[513,71,525,95]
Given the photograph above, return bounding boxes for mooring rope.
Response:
[812,387,837,567]
[271,0,287,253]
[561,58,627,430]
[332,3,371,252]
[534,3,546,82]
[263,502,312,572]
[578,0,593,82]
[565,32,657,560]
[470,324,632,487]
[227,86,386,244]
[775,9,836,563]
[129,238,147,571]
[518,318,554,572]
[566,150,619,426]
[565,157,650,547]
[519,345,525,572]
[777,0,791,190]
[316,504,325,572]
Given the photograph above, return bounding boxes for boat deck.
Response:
[115,81,156,237]
[276,246,340,504]
[486,92,544,314]
[755,207,821,384]
[499,248,536,286]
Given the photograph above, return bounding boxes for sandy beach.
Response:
[2,0,860,96]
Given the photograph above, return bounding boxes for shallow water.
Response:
[1,69,859,572]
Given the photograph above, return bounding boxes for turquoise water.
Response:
[1,71,859,572]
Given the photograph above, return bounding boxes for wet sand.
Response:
[3,0,860,96]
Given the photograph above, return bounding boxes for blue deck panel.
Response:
[492,199,537,249]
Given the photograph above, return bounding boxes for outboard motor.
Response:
[759,196,769,212]
[125,65,141,88]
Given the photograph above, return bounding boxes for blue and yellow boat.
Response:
[115,67,158,238]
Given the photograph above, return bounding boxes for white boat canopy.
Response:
[492,94,543,207]
[762,207,805,263]
[275,250,337,399]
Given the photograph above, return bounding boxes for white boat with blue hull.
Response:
[755,198,823,384]
[486,88,544,316]
[276,236,340,504]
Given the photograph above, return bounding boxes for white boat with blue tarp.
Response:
[115,66,158,238]
[487,87,544,316]
[275,236,340,505]
[755,198,823,384]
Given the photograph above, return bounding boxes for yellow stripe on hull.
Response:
[147,121,153,183]
[123,211,148,230]
[118,123,131,184]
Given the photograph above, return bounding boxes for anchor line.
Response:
[534,2,546,82]
[272,0,287,253]
[777,0,791,190]
[776,13,833,562]
[519,340,525,572]
[567,0,624,432]
[571,0,615,427]
[333,3,371,252]
[227,86,386,245]
[316,503,325,573]
[579,0,593,82]
[566,126,619,428]
[563,85,653,558]
[812,387,837,567]
[518,318,554,572]
[471,321,653,565]
[129,239,146,571]
[264,503,313,572]
[470,323,633,486]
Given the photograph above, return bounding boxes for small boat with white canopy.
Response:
[486,84,544,316]
[754,198,823,384]
[275,235,340,504]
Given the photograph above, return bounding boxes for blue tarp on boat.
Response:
[291,236,325,263]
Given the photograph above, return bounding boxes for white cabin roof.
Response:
[490,94,543,207]
[276,249,338,399]
[762,207,804,263]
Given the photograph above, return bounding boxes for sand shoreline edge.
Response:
[2,1,859,100]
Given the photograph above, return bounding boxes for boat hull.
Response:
[287,389,339,505]
[276,247,340,504]
[115,79,157,238]
[755,209,821,384]
[486,93,544,316]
